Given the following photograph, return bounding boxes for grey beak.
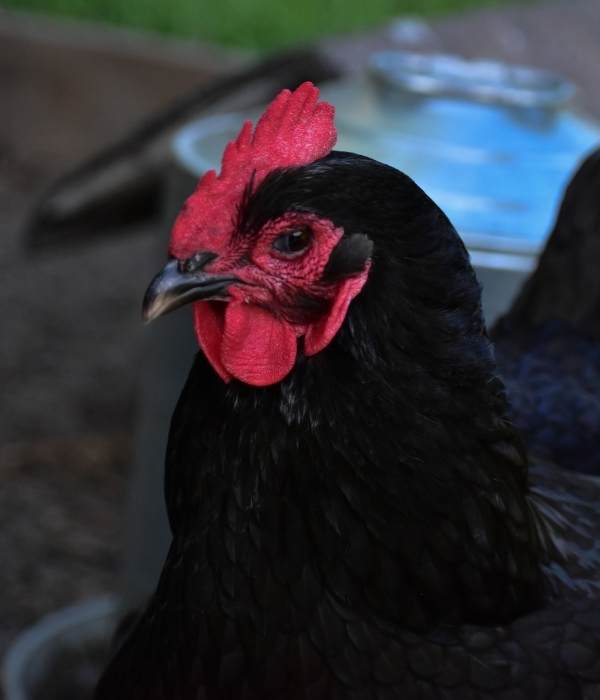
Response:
[142,258,239,323]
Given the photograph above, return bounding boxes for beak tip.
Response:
[141,298,155,324]
[141,303,159,325]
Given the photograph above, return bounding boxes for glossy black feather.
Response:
[96,151,600,699]
[495,322,600,474]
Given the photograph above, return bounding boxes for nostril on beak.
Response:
[180,251,218,274]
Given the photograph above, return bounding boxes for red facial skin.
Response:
[213,213,343,308]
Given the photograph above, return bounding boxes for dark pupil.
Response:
[273,228,311,255]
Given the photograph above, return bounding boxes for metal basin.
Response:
[2,597,118,700]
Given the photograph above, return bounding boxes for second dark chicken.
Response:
[494,148,600,474]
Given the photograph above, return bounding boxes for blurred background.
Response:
[1,0,599,696]
[0,0,538,49]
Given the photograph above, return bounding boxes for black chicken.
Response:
[96,83,600,699]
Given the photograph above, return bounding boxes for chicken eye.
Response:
[272,227,312,257]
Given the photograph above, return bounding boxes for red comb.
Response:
[170,82,337,258]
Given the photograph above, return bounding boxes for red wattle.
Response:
[221,302,298,387]
[193,302,232,382]
[194,266,369,386]
[304,270,369,356]
[195,301,298,386]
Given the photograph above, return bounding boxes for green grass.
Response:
[0,0,523,50]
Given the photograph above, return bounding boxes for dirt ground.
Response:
[1,0,600,678]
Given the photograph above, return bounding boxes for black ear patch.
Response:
[323,234,373,282]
